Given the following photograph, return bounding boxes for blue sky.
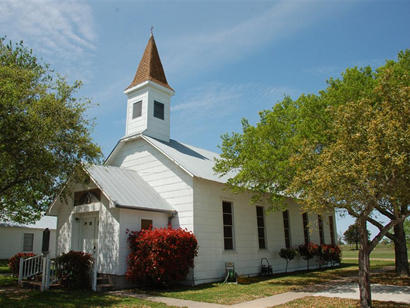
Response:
[1,0,408,238]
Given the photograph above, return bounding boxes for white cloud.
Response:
[172,82,298,114]
[0,0,96,76]
[163,0,339,77]
[172,83,243,112]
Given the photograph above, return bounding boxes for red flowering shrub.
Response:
[56,250,93,289]
[298,242,319,270]
[126,227,198,286]
[8,252,36,276]
[318,244,342,268]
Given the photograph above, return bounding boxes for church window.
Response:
[283,210,291,248]
[222,201,234,250]
[132,101,142,119]
[256,206,266,249]
[23,233,34,251]
[74,189,101,206]
[329,215,335,245]
[154,101,164,120]
[141,219,153,230]
[318,215,324,245]
[302,213,310,245]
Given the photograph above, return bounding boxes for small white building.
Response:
[0,216,57,259]
[48,35,337,287]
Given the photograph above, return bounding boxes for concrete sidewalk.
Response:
[111,283,410,307]
[313,283,410,304]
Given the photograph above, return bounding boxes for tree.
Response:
[344,224,360,250]
[214,50,409,307]
[405,218,410,244]
[344,223,370,250]
[0,39,102,224]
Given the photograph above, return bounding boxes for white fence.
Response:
[18,255,43,284]
[18,254,97,292]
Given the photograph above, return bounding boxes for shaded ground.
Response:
[0,287,181,308]
[274,296,409,308]
[0,259,407,307]
[139,260,402,305]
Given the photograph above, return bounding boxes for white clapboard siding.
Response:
[117,208,169,274]
[192,178,336,285]
[110,139,194,231]
[0,227,56,259]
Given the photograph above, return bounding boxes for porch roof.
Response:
[87,165,174,213]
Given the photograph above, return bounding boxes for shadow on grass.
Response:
[0,274,17,287]
[0,260,10,274]
[0,289,128,307]
[142,264,357,297]
[146,261,394,297]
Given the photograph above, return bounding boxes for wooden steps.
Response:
[97,274,113,292]
[21,280,61,290]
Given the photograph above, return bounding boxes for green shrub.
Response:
[278,248,297,272]
[56,251,93,289]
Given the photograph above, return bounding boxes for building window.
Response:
[283,210,291,249]
[74,189,101,206]
[154,101,164,120]
[256,206,266,249]
[222,201,234,250]
[329,215,335,246]
[302,213,310,245]
[23,233,34,251]
[132,101,142,119]
[141,219,153,230]
[318,215,324,245]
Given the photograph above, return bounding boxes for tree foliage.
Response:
[0,39,102,223]
[214,50,409,307]
[344,223,370,250]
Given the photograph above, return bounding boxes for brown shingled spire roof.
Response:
[126,35,173,91]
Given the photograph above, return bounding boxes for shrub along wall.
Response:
[126,227,198,286]
[8,252,36,276]
[56,250,93,289]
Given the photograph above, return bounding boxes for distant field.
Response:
[341,244,409,259]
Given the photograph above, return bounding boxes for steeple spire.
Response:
[126,34,173,91]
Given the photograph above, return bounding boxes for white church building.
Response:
[48,35,336,287]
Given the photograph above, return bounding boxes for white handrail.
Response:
[18,255,43,285]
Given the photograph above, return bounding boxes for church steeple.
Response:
[124,34,174,142]
[126,34,173,91]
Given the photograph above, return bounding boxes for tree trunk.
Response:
[358,223,372,308]
[394,222,409,277]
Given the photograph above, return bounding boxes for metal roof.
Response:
[0,216,57,230]
[143,135,236,183]
[87,165,174,213]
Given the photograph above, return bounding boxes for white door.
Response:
[80,217,98,255]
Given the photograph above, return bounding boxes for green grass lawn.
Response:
[0,289,180,308]
[144,260,399,305]
[0,260,16,288]
[341,244,410,260]
[0,274,17,287]
[0,259,405,307]
[275,296,408,308]
[0,260,10,274]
